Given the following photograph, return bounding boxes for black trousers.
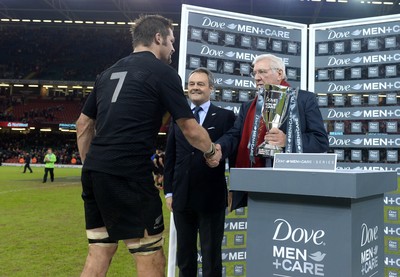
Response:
[173,208,225,277]
[23,163,32,173]
[43,168,54,182]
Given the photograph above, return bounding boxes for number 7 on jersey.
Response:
[110,71,128,103]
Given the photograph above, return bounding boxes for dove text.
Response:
[273,218,325,245]
[327,56,351,66]
[200,45,224,57]
[201,17,226,29]
[327,30,350,39]
[361,223,378,247]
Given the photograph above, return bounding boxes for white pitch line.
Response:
[0,183,76,194]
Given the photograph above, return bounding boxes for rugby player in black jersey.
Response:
[76,15,221,277]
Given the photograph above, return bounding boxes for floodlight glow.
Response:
[43,20,52,23]
[64,20,73,23]
[22,19,31,22]
[13,84,24,87]
[28,85,39,87]
[85,21,94,24]
[1,19,10,22]
[11,19,21,22]
[32,19,41,22]
[106,21,115,25]
[75,20,84,24]
[95,21,105,24]
[58,85,68,88]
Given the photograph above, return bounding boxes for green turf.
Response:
[0,166,171,276]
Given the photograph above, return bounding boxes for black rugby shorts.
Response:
[81,170,164,240]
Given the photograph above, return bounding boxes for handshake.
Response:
[204,143,222,168]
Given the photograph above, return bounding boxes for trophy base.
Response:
[256,143,283,158]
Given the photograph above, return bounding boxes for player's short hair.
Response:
[131,15,173,48]
[189,67,214,88]
[253,54,287,80]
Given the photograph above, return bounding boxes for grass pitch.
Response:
[0,166,171,276]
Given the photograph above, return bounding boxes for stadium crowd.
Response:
[0,131,81,165]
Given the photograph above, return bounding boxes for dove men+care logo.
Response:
[201,16,291,38]
[323,107,400,120]
[325,80,400,93]
[325,24,400,40]
[360,223,379,276]
[325,52,400,67]
[199,44,256,61]
[329,135,400,148]
[271,218,327,276]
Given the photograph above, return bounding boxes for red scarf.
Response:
[235,80,291,168]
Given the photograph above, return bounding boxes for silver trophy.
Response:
[257,83,293,157]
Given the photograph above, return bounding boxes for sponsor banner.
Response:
[315,21,400,41]
[224,218,248,232]
[315,50,400,68]
[179,4,307,107]
[385,223,400,238]
[186,69,255,90]
[384,195,400,207]
[383,195,400,207]
[186,41,301,65]
[320,106,400,120]
[384,254,400,269]
[59,123,76,130]
[336,162,400,175]
[329,134,400,148]
[0,121,29,128]
[198,248,247,263]
[185,70,301,91]
[315,78,400,94]
[188,13,302,40]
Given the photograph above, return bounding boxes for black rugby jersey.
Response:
[82,51,193,179]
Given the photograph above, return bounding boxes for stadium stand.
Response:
[0,25,132,81]
[0,130,81,165]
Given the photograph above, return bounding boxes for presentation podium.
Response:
[230,168,397,277]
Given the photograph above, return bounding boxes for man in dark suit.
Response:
[164,67,236,277]
[215,54,329,210]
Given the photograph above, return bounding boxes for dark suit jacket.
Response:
[217,89,329,209]
[164,104,236,212]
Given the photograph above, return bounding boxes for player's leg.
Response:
[23,164,27,173]
[81,170,118,276]
[29,164,33,173]
[124,230,166,277]
[49,168,54,182]
[81,227,118,277]
[43,168,48,183]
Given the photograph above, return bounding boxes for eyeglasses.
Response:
[250,68,279,78]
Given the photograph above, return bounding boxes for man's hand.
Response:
[265,127,286,147]
[206,144,222,168]
[166,197,173,212]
